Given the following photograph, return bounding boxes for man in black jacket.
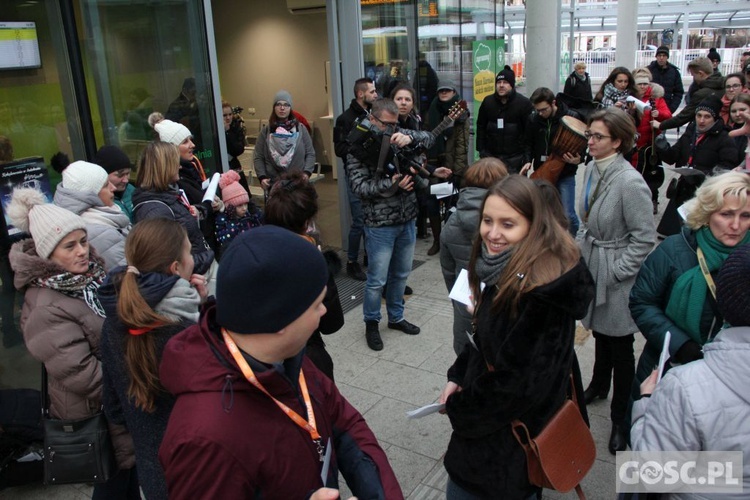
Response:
[654,57,724,132]
[647,46,684,113]
[521,87,584,235]
[475,66,533,173]
[334,78,378,281]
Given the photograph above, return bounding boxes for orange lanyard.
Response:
[221,328,324,461]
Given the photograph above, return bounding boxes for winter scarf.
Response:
[665,226,750,343]
[601,83,630,108]
[268,126,299,169]
[474,246,513,288]
[34,260,107,317]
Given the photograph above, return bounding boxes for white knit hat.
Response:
[154,119,192,146]
[62,161,109,194]
[6,188,86,259]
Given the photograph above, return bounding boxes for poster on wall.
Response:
[0,157,52,240]
[472,39,505,161]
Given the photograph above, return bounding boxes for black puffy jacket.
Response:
[647,61,685,113]
[657,119,738,174]
[475,90,533,171]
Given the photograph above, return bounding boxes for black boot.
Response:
[583,385,609,405]
[608,423,628,454]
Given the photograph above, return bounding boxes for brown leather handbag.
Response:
[511,374,595,500]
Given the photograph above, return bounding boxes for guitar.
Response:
[429,100,468,139]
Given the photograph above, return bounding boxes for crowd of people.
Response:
[1,44,750,499]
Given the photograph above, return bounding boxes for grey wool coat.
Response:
[576,154,656,335]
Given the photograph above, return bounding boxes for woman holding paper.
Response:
[439,174,595,499]
[629,171,750,416]
[132,142,217,293]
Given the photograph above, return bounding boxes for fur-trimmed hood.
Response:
[9,238,105,291]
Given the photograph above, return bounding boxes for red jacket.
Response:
[158,304,403,500]
[635,85,672,150]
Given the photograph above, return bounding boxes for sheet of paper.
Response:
[656,331,671,384]
[430,182,455,199]
[449,269,473,306]
[202,172,221,203]
[406,402,445,419]
[320,437,332,484]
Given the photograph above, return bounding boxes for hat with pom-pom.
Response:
[148,112,192,146]
[219,170,249,207]
[62,161,109,194]
[707,48,721,63]
[6,188,86,259]
[495,65,516,88]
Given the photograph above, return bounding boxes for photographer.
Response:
[223,100,249,192]
[346,98,434,351]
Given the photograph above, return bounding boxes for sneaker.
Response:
[388,319,420,335]
[382,285,414,298]
[347,261,367,281]
[365,321,383,351]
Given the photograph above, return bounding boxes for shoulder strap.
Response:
[133,199,176,219]
[41,364,48,417]
[696,247,717,300]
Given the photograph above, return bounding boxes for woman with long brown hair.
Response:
[98,218,207,500]
[439,175,595,498]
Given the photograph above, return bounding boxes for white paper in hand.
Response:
[449,269,485,307]
[430,182,455,199]
[656,331,671,384]
[202,172,221,203]
[406,402,446,419]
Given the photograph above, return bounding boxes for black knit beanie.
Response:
[716,244,750,327]
[495,65,516,88]
[216,225,328,334]
[695,95,723,121]
[94,145,132,174]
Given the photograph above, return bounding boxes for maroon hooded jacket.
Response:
[158,304,403,499]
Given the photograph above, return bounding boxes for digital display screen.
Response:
[0,22,42,71]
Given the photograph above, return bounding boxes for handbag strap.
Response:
[696,247,717,300]
[40,364,49,418]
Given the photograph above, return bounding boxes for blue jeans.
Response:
[345,176,364,262]
[363,221,416,323]
[557,174,579,236]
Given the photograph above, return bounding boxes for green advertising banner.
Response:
[472,39,505,160]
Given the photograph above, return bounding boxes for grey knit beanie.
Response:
[273,90,293,108]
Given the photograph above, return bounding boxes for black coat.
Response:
[657,119,738,174]
[522,102,584,179]
[225,122,246,172]
[563,72,592,102]
[647,61,685,113]
[334,99,369,161]
[132,187,215,275]
[476,90,534,172]
[444,260,595,498]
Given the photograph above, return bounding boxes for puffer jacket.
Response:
[53,185,131,271]
[9,240,134,469]
[563,71,593,102]
[439,186,485,354]
[346,128,432,227]
[629,227,726,402]
[656,119,738,175]
[132,187,214,275]
[114,183,135,222]
[630,326,750,499]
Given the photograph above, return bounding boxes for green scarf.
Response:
[665,227,750,343]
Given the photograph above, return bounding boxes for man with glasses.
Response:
[475,65,533,173]
[335,78,378,281]
[346,98,434,351]
[521,87,584,235]
[648,45,684,113]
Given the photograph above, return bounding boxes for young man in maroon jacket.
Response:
[158,226,403,500]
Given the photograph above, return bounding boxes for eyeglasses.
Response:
[535,106,552,115]
[726,83,742,90]
[584,131,611,142]
[275,102,291,108]
[372,115,398,127]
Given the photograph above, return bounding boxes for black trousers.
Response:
[589,332,635,425]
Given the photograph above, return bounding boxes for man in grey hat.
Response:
[648,45,684,113]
